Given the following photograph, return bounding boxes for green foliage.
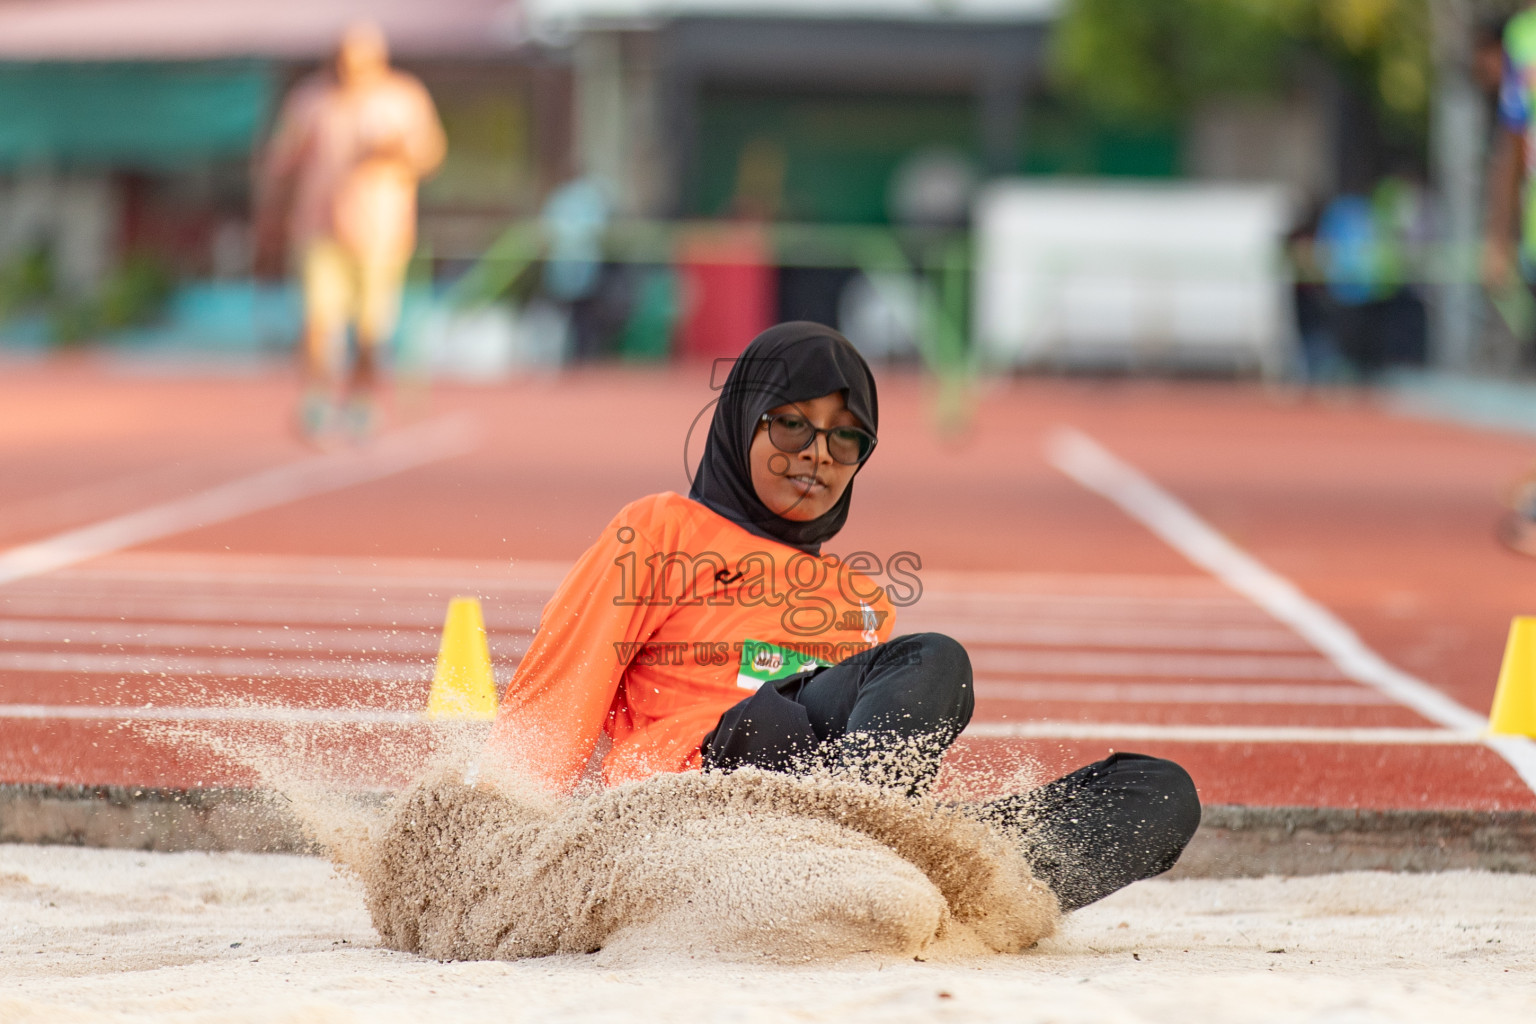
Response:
[49,255,175,345]
[0,247,53,321]
[95,255,175,332]
[1052,0,1294,121]
[0,246,174,345]
[1053,0,1431,126]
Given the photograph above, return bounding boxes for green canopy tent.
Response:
[0,61,273,168]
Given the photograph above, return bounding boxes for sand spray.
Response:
[136,705,1059,964]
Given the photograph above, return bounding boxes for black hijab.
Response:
[689,322,878,554]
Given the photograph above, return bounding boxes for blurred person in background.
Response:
[1484,4,1536,555]
[1286,202,1347,383]
[1314,177,1429,381]
[1473,13,1533,368]
[255,21,446,443]
[540,176,618,361]
[1478,15,1514,99]
[1487,6,1536,331]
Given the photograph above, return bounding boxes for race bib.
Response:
[735,639,831,691]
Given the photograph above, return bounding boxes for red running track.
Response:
[2,359,1535,810]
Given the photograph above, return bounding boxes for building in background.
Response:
[0,0,1392,369]
[0,0,557,349]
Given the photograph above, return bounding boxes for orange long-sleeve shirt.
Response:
[485,492,897,789]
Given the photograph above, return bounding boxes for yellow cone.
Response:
[425,597,498,720]
[1489,616,1536,737]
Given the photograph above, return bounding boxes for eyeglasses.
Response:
[757,413,877,465]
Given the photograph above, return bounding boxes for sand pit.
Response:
[2,843,1532,1023]
[361,769,1057,964]
[138,718,1059,962]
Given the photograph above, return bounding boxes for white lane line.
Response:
[0,415,478,587]
[0,645,528,678]
[1045,426,1536,790]
[0,703,422,725]
[60,551,574,585]
[0,462,227,542]
[0,706,1459,738]
[912,601,1274,626]
[918,569,1238,597]
[0,595,543,629]
[964,721,1482,745]
[899,619,1309,652]
[0,618,442,654]
[0,705,1475,738]
[915,591,1265,614]
[40,568,565,593]
[0,650,439,683]
[968,648,1341,680]
[917,588,1251,605]
[973,680,1395,706]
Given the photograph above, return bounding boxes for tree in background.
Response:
[1052,0,1436,130]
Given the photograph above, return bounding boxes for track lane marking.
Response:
[0,415,478,587]
[917,569,1240,596]
[1045,425,1536,791]
[0,704,422,724]
[42,568,566,592]
[900,619,1309,651]
[964,722,1482,745]
[0,461,245,544]
[968,648,1341,680]
[912,592,1264,612]
[0,618,443,652]
[58,550,574,583]
[973,680,1395,706]
[23,575,1256,608]
[0,650,524,683]
[0,704,1469,740]
[0,596,541,628]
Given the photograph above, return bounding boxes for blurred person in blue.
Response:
[1314,179,1429,381]
[1484,4,1536,554]
[255,21,446,443]
[540,177,620,361]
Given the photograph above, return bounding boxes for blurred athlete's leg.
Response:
[297,239,356,440]
[345,249,409,437]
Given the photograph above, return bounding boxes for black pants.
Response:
[701,632,1201,912]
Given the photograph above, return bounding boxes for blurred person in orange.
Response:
[255,21,446,442]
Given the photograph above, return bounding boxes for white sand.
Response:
[1,844,1532,1023]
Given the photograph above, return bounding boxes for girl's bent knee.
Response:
[887,632,970,676]
[1158,758,1203,846]
[882,632,973,719]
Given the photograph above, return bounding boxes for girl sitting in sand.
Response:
[484,322,1199,911]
